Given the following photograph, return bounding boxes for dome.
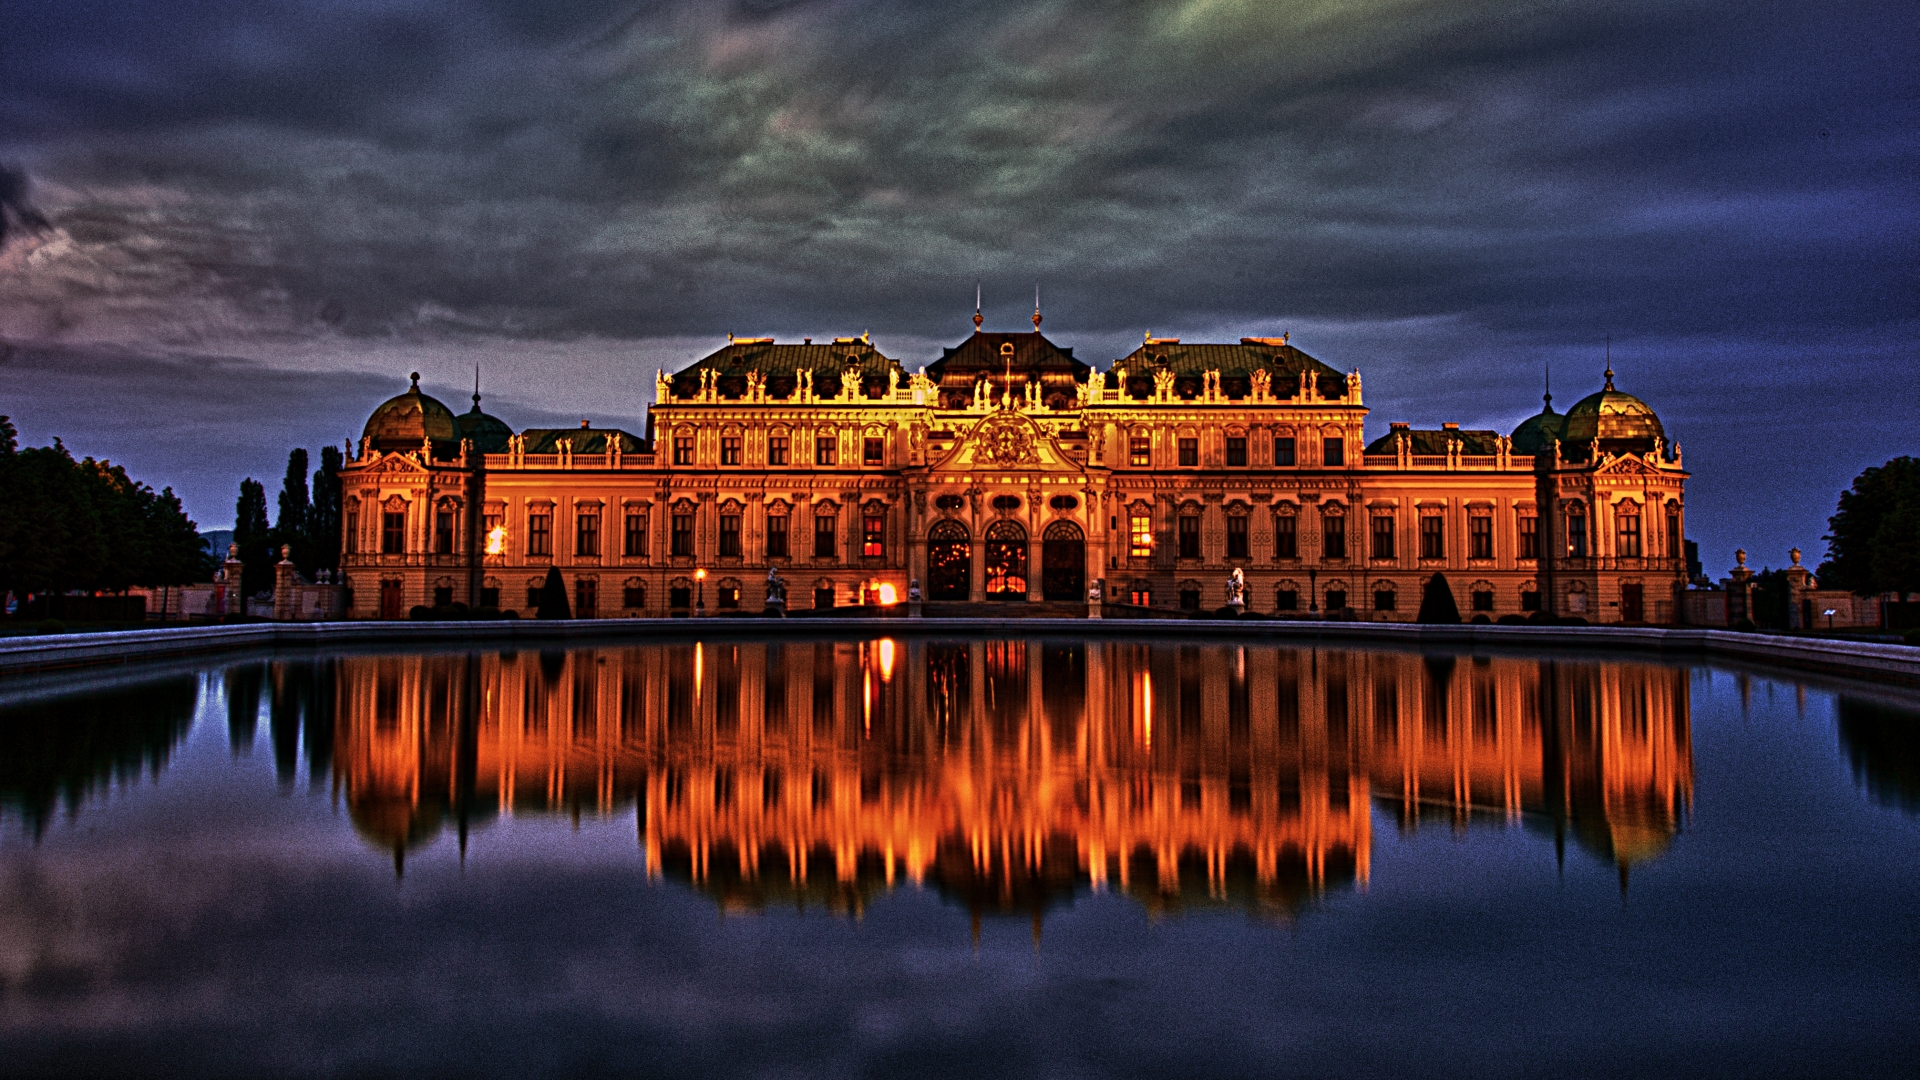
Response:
[363,372,459,453]
[457,390,513,454]
[1508,397,1566,456]
[1561,368,1665,453]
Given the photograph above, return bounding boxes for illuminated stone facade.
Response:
[338,319,1689,622]
[333,642,1693,917]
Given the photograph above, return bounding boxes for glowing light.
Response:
[694,643,703,697]
[876,583,898,605]
[484,525,507,555]
[878,638,896,681]
[695,568,707,581]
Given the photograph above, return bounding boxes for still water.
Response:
[2,638,1917,1078]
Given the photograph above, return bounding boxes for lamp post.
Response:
[1308,567,1318,613]
[695,567,707,617]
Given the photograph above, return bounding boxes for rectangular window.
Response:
[768,436,789,466]
[527,511,551,557]
[863,437,885,466]
[480,586,500,609]
[576,511,600,557]
[483,513,501,553]
[434,585,453,608]
[1322,436,1345,467]
[670,513,693,557]
[1567,509,1588,557]
[1325,588,1347,611]
[1275,589,1298,611]
[863,513,885,557]
[527,586,543,609]
[1521,590,1542,612]
[1273,515,1297,559]
[435,510,454,555]
[1374,589,1396,612]
[672,436,694,466]
[814,514,837,559]
[1518,515,1539,560]
[1178,437,1199,467]
[1420,515,1444,560]
[382,511,406,555]
[1371,516,1396,561]
[719,514,741,557]
[1273,436,1295,466]
[1469,516,1493,560]
[767,515,789,558]
[814,586,836,610]
[720,436,741,465]
[1666,512,1681,559]
[1226,516,1248,559]
[623,586,646,609]
[1618,513,1642,557]
[346,509,360,555]
[1472,590,1494,612]
[718,585,740,609]
[1225,436,1247,467]
[624,511,648,557]
[1178,515,1201,559]
[1323,516,1346,560]
[1130,514,1153,558]
[1130,437,1151,467]
[815,436,837,466]
[669,586,691,609]
[575,578,596,618]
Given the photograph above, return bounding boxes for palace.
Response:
[338,310,1688,622]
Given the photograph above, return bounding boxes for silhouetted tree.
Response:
[309,445,344,574]
[1417,572,1461,624]
[234,478,273,598]
[275,447,310,571]
[535,566,571,619]
[1821,457,1920,601]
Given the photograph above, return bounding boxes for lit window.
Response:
[673,435,694,466]
[1130,515,1153,558]
[864,437,885,465]
[768,436,789,465]
[1130,437,1151,467]
[720,436,741,465]
[718,585,740,609]
[863,512,885,557]
[816,435,837,465]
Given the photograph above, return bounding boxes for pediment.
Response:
[367,452,429,474]
[927,410,1084,475]
[1594,455,1658,476]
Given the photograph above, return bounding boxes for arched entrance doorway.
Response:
[984,520,1028,600]
[927,520,971,601]
[1041,520,1085,601]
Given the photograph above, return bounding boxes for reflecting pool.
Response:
[2,639,1917,1078]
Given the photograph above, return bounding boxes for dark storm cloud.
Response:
[0,1,1913,560]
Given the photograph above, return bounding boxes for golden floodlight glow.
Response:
[876,583,898,605]
[694,568,707,580]
[878,638,896,681]
[484,525,507,555]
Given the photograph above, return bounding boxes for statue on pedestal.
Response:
[1227,567,1246,614]
[764,566,787,616]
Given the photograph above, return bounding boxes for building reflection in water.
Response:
[329,642,1693,920]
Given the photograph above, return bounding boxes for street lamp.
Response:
[695,567,707,617]
[1824,608,1836,631]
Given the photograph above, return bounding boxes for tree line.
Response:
[232,446,344,597]
[0,415,213,601]
[1822,456,1920,602]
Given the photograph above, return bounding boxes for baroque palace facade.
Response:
[338,311,1688,622]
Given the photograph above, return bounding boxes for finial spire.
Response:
[473,364,481,409]
[1544,360,1552,410]
[974,284,983,330]
[409,371,420,391]
[1032,284,1041,330]
[1604,335,1614,390]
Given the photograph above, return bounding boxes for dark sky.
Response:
[1,0,1914,573]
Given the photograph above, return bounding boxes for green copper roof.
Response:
[668,340,908,401]
[363,373,460,452]
[1363,427,1501,455]
[519,428,646,454]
